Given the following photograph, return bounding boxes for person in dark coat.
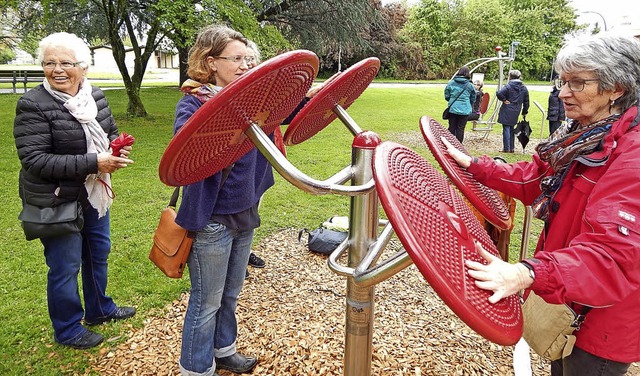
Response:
[13,32,136,350]
[468,80,484,121]
[444,66,476,142]
[496,70,530,152]
[547,82,566,136]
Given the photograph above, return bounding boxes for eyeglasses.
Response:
[42,61,83,70]
[213,55,255,65]
[554,78,599,92]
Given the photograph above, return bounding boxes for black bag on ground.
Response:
[18,201,84,241]
[298,227,348,255]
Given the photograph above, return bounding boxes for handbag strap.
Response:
[168,164,234,208]
[448,82,472,108]
[570,304,593,329]
[168,187,181,208]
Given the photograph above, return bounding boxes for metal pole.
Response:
[343,131,381,376]
[497,47,505,91]
[582,11,608,31]
[520,206,533,261]
[533,100,547,141]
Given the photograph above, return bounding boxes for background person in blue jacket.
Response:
[444,66,476,142]
[496,69,530,152]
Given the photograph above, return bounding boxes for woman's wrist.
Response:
[516,262,534,290]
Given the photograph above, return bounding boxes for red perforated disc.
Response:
[283,57,380,145]
[373,141,522,346]
[420,116,512,230]
[480,92,490,115]
[159,50,319,186]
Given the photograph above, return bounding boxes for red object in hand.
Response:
[111,132,135,156]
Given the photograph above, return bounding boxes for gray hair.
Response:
[37,32,91,68]
[508,70,521,80]
[554,33,640,111]
[247,40,261,64]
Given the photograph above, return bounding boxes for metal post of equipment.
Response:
[343,132,380,376]
[534,100,547,141]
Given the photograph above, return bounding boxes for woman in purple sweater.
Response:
[174,25,273,376]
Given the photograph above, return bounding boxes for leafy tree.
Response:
[501,0,578,80]
[402,0,579,80]
[253,0,383,71]
[0,46,15,63]
[152,0,288,85]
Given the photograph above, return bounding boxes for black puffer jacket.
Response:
[14,85,118,208]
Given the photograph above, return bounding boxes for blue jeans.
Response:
[41,204,117,344]
[179,222,253,375]
[551,346,630,376]
[501,124,515,151]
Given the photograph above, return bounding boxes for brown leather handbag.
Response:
[149,187,193,278]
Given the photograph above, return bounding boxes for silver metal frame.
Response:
[247,107,410,375]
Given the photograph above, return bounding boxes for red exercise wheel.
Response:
[479,92,490,115]
[283,57,380,145]
[420,116,512,230]
[373,141,522,346]
[159,50,319,186]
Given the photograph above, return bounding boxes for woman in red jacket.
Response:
[445,33,640,376]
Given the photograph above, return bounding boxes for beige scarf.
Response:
[43,78,113,218]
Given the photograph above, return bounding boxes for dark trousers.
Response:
[447,113,469,143]
[551,346,630,376]
[549,120,562,136]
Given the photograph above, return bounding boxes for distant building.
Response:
[90,45,179,72]
[8,48,36,65]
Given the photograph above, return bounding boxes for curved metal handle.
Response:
[245,122,375,196]
[353,221,413,287]
[327,237,353,277]
[327,220,413,285]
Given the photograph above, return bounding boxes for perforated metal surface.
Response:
[373,141,522,346]
[159,50,319,186]
[420,116,512,230]
[283,57,380,145]
[480,92,490,115]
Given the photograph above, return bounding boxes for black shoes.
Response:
[61,330,104,350]
[85,306,136,326]
[248,252,265,268]
[216,352,258,373]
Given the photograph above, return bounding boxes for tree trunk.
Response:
[178,45,189,86]
[125,85,147,117]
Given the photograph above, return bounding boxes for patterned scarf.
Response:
[43,78,113,218]
[180,79,221,103]
[531,114,621,221]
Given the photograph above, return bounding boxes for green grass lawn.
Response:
[0,83,549,375]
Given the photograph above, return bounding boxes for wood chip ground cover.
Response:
[89,132,640,375]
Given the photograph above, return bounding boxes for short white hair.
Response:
[37,32,91,68]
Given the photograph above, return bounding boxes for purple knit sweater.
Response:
[172,95,274,231]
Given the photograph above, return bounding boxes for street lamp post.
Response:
[582,11,608,32]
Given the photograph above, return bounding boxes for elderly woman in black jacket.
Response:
[496,69,530,152]
[13,32,136,350]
